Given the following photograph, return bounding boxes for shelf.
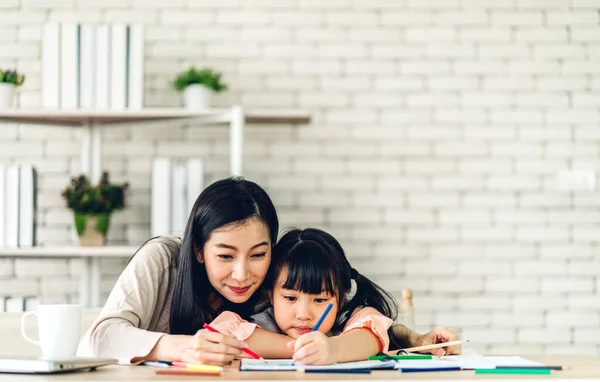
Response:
[0,108,311,126]
[0,246,138,258]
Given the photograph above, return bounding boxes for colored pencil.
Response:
[476,368,554,375]
[141,361,170,368]
[497,365,568,370]
[387,339,469,355]
[300,368,371,374]
[312,303,333,332]
[203,323,262,360]
[156,368,221,376]
[369,355,432,360]
[186,364,223,373]
[399,367,462,373]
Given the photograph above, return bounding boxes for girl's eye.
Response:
[217,254,234,260]
[284,296,296,302]
[315,298,327,303]
[251,253,266,259]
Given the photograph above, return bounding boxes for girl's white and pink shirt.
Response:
[210,306,393,352]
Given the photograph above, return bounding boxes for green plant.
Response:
[173,67,228,92]
[62,172,128,214]
[0,69,25,86]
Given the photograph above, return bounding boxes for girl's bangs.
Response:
[279,241,336,296]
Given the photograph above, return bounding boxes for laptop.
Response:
[0,356,117,374]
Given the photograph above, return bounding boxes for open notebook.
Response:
[240,359,397,371]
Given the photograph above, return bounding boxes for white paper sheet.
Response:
[439,355,544,370]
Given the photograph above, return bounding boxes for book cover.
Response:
[110,24,127,110]
[4,166,20,248]
[127,24,144,109]
[186,159,204,219]
[18,165,36,247]
[95,24,110,109]
[41,23,60,108]
[151,158,172,237]
[170,164,186,236]
[60,22,79,109]
[79,24,96,109]
[0,166,5,248]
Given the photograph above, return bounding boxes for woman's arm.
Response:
[391,324,462,356]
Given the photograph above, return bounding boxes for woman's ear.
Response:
[193,242,204,264]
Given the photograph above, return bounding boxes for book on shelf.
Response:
[79,24,96,109]
[18,165,36,247]
[42,23,60,108]
[41,22,145,110]
[60,22,78,109]
[95,24,111,109]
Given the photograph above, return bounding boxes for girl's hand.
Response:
[287,332,340,365]
[178,329,247,365]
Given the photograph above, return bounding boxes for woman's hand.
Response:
[179,329,248,365]
[288,332,340,365]
[414,326,461,356]
[147,329,247,365]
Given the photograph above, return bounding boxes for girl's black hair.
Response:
[271,228,398,336]
[166,177,279,335]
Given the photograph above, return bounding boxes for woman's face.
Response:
[197,218,272,304]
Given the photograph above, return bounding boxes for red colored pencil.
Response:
[203,323,262,360]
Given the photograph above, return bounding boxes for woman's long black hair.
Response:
[169,177,279,335]
[270,228,398,338]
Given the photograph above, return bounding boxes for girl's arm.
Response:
[243,328,294,359]
[208,311,295,359]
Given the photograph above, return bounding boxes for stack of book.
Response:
[0,165,36,249]
[151,158,205,237]
[42,23,144,110]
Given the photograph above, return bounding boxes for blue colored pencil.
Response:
[398,367,462,373]
[142,361,170,368]
[312,303,333,332]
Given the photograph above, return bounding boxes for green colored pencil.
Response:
[475,368,553,375]
[369,355,432,360]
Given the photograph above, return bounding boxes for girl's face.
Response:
[271,269,339,339]
[197,218,271,304]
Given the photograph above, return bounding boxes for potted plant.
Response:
[0,69,25,109]
[173,67,228,110]
[61,172,128,246]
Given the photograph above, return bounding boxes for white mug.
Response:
[21,304,82,358]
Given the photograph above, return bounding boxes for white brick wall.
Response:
[0,0,598,355]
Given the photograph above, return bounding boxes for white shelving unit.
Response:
[0,107,311,307]
[0,246,137,308]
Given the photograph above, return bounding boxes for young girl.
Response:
[210,228,399,365]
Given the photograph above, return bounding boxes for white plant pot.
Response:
[0,83,16,109]
[183,84,212,110]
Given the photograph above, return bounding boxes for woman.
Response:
[81,177,460,365]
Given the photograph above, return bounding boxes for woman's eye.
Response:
[217,254,234,260]
[251,253,266,259]
[284,296,296,302]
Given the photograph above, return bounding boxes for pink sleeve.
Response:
[340,307,393,352]
[209,311,258,342]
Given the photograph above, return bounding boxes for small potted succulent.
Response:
[0,69,25,109]
[62,172,128,246]
[173,67,228,110]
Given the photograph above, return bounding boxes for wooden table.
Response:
[1,355,599,381]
